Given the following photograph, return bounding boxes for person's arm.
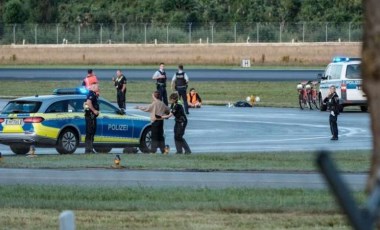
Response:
[121,77,127,92]
[184,73,189,83]
[86,99,99,115]
[161,112,173,119]
[152,71,163,80]
[197,93,202,103]
[171,74,176,91]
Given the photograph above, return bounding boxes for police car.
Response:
[0,88,152,155]
[319,57,368,112]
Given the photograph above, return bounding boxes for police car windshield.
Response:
[1,101,41,114]
[346,64,361,79]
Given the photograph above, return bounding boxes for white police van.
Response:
[319,57,368,112]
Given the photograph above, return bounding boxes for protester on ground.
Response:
[152,63,168,105]
[187,88,202,108]
[171,64,189,114]
[162,93,191,154]
[135,91,170,153]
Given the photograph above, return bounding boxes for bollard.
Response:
[59,210,75,230]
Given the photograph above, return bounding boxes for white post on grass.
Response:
[59,210,75,230]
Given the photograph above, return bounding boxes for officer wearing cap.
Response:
[323,85,340,140]
[171,64,189,114]
[152,63,168,106]
[85,83,100,153]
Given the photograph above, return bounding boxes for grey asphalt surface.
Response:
[0,102,371,190]
[0,101,372,155]
[0,68,322,81]
[0,168,367,191]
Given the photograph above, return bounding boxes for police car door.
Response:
[343,63,366,101]
[97,100,133,143]
[320,64,333,99]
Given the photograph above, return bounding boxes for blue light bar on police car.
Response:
[53,88,89,95]
[332,57,361,63]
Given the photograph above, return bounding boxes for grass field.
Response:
[0,80,298,107]
[0,150,370,172]
[0,185,363,229]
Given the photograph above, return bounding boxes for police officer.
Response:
[85,83,100,153]
[152,63,168,106]
[112,69,127,113]
[171,64,189,114]
[82,69,98,90]
[323,85,340,140]
[162,93,191,154]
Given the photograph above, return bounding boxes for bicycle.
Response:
[297,81,309,110]
[306,81,320,110]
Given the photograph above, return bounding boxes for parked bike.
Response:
[297,81,309,110]
[306,81,320,110]
[297,81,320,110]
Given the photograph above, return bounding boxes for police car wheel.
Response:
[319,96,327,111]
[360,106,368,112]
[56,128,78,154]
[139,126,153,153]
[10,144,30,155]
[94,147,112,153]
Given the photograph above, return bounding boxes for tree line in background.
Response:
[0,0,362,26]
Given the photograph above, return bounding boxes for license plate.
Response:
[5,119,22,125]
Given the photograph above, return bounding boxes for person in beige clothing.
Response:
[135,91,170,153]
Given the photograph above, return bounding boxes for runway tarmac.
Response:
[0,100,372,155]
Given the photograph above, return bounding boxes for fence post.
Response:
[211,22,215,43]
[188,23,192,44]
[256,22,260,43]
[234,23,237,43]
[56,24,59,44]
[166,23,169,44]
[325,22,329,42]
[144,23,147,44]
[100,23,103,44]
[302,22,305,42]
[122,23,125,43]
[78,24,81,44]
[349,22,352,42]
[13,24,16,44]
[34,24,38,44]
[59,210,75,230]
[279,23,282,43]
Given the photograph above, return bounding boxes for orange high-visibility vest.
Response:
[84,75,98,89]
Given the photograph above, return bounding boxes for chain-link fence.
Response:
[0,22,362,45]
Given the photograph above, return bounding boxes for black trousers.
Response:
[117,90,126,109]
[176,87,189,114]
[329,114,338,138]
[85,114,97,152]
[174,120,191,154]
[156,85,168,106]
[151,120,165,153]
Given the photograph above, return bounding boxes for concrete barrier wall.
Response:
[0,43,361,66]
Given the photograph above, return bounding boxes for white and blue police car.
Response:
[0,88,152,155]
[319,57,368,112]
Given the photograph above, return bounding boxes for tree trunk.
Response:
[362,0,380,193]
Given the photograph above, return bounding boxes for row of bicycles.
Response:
[297,81,320,110]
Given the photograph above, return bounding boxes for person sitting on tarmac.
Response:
[187,88,202,108]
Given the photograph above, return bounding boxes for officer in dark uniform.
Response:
[171,64,189,114]
[323,85,340,140]
[163,93,191,154]
[112,69,127,113]
[152,63,168,106]
[84,83,100,153]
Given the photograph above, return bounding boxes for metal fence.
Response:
[0,22,362,45]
